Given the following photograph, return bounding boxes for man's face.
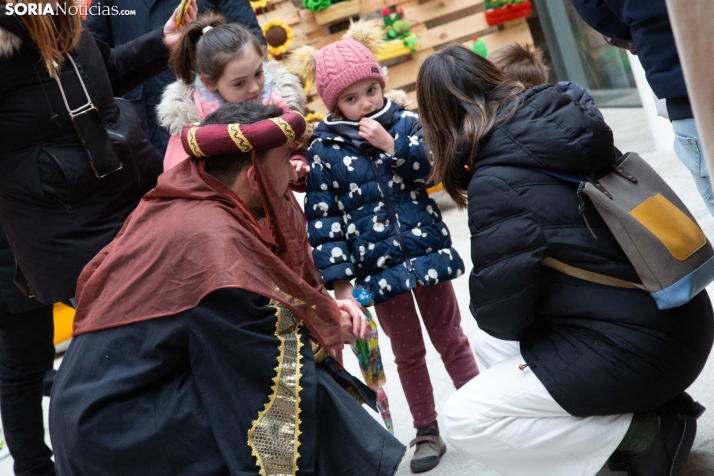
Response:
[252,144,295,217]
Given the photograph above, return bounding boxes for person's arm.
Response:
[92,26,169,97]
[304,144,355,289]
[84,0,114,46]
[388,112,432,185]
[92,2,197,97]
[214,0,265,43]
[569,0,632,42]
[468,173,548,340]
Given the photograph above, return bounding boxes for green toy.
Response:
[303,0,331,13]
[471,36,488,57]
[484,0,525,8]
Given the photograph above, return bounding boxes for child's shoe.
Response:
[409,421,446,473]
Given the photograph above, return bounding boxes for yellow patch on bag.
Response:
[629,193,706,261]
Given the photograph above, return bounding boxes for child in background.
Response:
[157,12,311,189]
[289,21,479,473]
[489,43,604,120]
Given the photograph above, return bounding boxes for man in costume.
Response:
[49,102,406,475]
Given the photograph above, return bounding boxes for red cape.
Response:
[72,157,343,364]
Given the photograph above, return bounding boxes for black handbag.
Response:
[53,55,123,178]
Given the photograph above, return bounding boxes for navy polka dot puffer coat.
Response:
[305,101,464,304]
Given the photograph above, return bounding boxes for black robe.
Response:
[49,288,404,475]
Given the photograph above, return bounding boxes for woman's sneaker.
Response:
[616,411,696,476]
[608,393,704,472]
[409,421,446,473]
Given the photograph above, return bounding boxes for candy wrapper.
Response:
[352,287,394,434]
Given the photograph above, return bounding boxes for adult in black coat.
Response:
[86,0,264,154]
[569,0,714,217]
[0,2,197,474]
[0,228,55,476]
[416,45,714,475]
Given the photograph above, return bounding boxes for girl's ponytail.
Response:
[169,12,228,84]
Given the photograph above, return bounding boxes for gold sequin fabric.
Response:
[248,301,304,476]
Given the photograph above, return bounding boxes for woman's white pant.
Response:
[440,326,633,476]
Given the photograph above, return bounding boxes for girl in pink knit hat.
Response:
[289,20,480,473]
[156,12,312,191]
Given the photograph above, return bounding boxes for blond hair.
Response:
[7,0,83,76]
[488,43,548,89]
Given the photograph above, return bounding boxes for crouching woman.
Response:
[416,44,714,476]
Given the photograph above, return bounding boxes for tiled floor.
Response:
[3,108,714,475]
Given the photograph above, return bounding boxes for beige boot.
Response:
[409,421,446,473]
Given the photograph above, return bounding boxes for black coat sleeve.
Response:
[85,2,114,46]
[467,174,548,340]
[569,0,632,42]
[214,0,265,43]
[92,25,169,97]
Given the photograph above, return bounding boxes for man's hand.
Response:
[359,118,395,155]
[336,299,367,343]
[163,0,198,50]
[290,158,310,182]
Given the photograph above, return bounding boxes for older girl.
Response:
[417,44,713,476]
[157,12,310,189]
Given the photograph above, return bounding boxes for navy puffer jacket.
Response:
[305,101,464,304]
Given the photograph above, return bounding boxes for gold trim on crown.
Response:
[269,118,297,144]
[228,123,254,153]
[187,127,206,158]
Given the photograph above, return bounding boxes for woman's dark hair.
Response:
[169,12,264,85]
[201,102,284,186]
[416,44,524,208]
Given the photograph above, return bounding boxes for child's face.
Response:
[202,47,265,103]
[336,79,384,121]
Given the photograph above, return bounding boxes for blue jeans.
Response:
[672,119,714,216]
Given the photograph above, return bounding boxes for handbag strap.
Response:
[52,55,95,117]
[542,257,646,291]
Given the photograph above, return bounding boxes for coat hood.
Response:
[476,84,616,174]
[156,60,306,135]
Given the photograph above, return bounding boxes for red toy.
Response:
[484,0,532,26]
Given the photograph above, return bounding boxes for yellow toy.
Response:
[53,302,74,353]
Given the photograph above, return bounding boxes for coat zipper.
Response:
[368,153,414,273]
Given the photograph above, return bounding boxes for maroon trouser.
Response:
[374,281,479,428]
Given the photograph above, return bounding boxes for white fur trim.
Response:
[0,27,22,59]
[265,60,306,115]
[156,80,202,135]
[384,89,411,108]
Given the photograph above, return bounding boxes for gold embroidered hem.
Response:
[309,338,328,364]
[247,301,304,476]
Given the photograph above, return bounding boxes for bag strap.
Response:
[53,55,95,117]
[536,169,581,183]
[542,257,646,291]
